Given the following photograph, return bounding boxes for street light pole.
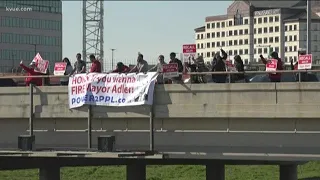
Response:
[110,48,116,69]
[307,0,311,54]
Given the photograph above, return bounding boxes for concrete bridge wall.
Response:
[0,83,320,153]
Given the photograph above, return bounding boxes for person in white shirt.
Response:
[60,58,73,85]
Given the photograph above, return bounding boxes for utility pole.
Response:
[110,48,116,69]
[307,0,311,54]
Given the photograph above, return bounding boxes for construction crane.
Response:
[82,0,104,71]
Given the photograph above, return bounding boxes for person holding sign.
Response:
[260,51,283,82]
[60,58,73,85]
[19,60,44,86]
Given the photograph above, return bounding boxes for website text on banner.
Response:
[54,62,67,76]
[68,72,158,109]
[163,63,178,78]
[266,59,278,74]
[32,53,49,74]
[298,54,312,70]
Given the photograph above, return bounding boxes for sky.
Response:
[62,1,232,69]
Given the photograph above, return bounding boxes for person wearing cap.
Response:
[129,53,148,73]
[71,53,86,75]
[19,60,44,86]
[260,51,283,82]
[111,62,130,73]
[89,54,101,73]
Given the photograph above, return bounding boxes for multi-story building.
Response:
[0,0,62,73]
[195,0,320,65]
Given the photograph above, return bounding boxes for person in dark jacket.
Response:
[260,52,283,82]
[232,55,245,83]
[211,48,227,83]
[169,52,183,82]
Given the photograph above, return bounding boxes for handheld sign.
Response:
[182,44,196,73]
[163,63,179,78]
[225,60,237,72]
[32,53,49,74]
[298,54,312,70]
[54,62,67,76]
[266,59,278,73]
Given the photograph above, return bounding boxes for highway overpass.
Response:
[0,83,320,180]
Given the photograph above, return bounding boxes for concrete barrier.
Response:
[0,83,320,154]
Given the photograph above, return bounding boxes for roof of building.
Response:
[194,26,205,33]
[244,0,306,8]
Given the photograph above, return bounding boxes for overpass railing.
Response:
[1,70,320,152]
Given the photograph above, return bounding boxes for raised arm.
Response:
[129,65,137,73]
[148,64,158,72]
[19,61,33,73]
[220,49,228,60]
[290,59,294,70]
[260,55,267,65]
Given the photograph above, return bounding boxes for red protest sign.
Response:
[183,44,196,53]
[266,59,278,72]
[298,54,312,70]
[54,62,67,75]
[163,63,178,78]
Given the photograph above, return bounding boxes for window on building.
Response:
[221,41,225,46]
[239,49,243,55]
[285,36,288,41]
[258,18,262,24]
[289,25,292,31]
[264,37,268,43]
[229,30,233,36]
[229,20,232,26]
[269,16,273,22]
[269,27,273,33]
[285,46,288,52]
[207,23,210,29]
[217,32,220,37]
[201,34,203,39]
[264,27,268,33]
[254,28,256,34]
[229,40,233,46]
[212,52,215,57]
[234,30,238,35]
[211,23,215,28]
[289,46,292,52]
[207,42,210,48]
[244,29,248,34]
[293,35,297,41]
[258,38,262,44]
[293,46,297,51]
[234,10,243,25]
[217,42,220,47]
[258,28,262,34]
[229,50,232,55]
[244,39,248,44]
[285,26,288,31]
[254,38,256,44]
[289,36,292,41]
[207,52,210,57]
[221,22,225,28]
[258,48,262,54]
[239,29,243,35]
[239,39,243,45]
[244,19,248,24]
[201,43,203,48]
[275,36,279,42]
[222,32,225,37]
[197,34,200,39]
[275,26,279,32]
[254,18,256,24]
[254,48,257,54]
[275,46,279,52]
[234,50,238,55]
[197,44,200,49]
[212,42,215,47]
[217,22,220,28]
[212,32,215,38]
[244,49,248,54]
[264,48,268,54]
[275,16,279,22]
[234,40,238,45]
[264,17,268,23]
[206,33,210,39]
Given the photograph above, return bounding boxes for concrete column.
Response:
[279,11,285,61]
[206,163,225,180]
[279,164,297,180]
[249,4,255,63]
[39,166,60,180]
[126,162,146,180]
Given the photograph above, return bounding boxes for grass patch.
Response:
[0,161,319,180]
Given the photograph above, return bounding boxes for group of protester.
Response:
[19,48,313,86]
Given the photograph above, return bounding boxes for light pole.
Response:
[307,0,311,54]
[110,48,116,69]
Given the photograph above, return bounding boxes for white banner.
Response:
[68,72,158,109]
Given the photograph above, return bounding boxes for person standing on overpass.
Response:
[260,51,283,82]
[129,53,149,73]
[71,53,86,75]
[89,54,102,73]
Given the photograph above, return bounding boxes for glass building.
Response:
[0,0,62,73]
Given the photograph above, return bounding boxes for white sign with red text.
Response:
[266,59,278,72]
[68,72,158,109]
[182,44,196,63]
[54,62,67,76]
[225,60,237,72]
[162,63,178,78]
[32,53,49,74]
[298,54,312,70]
